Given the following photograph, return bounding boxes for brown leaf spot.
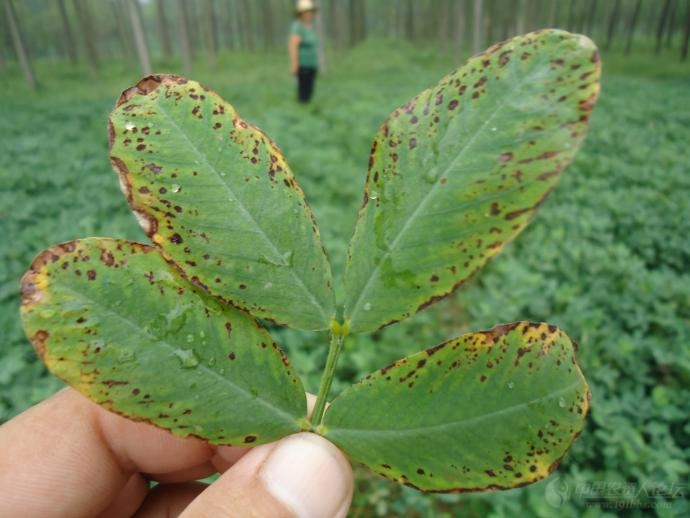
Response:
[499,152,513,163]
[87,270,97,281]
[170,233,183,244]
[31,330,49,358]
[243,435,257,444]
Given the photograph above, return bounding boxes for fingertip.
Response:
[260,433,353,518]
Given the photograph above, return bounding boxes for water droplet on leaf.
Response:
[558,397,567,408]
[363,302,372,311]
[125,122,136,131]
[369,191,379,200]
[174,348,200,368]
[507,381,515,389]
[118,350,136,363]
[171,184,181,193]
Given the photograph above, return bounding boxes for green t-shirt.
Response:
[291,20,318,69]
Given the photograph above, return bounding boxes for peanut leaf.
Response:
[343,30,601,333]
[109,75,335,331]
[20,238,307,445]
[322,322,589,492]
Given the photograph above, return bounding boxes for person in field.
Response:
[289,0,319,103]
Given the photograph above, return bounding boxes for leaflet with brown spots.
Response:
[343,30,601,333]
[323,321,589,492]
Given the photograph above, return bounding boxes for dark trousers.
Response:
[297,66,317,103]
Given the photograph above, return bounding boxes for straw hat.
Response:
[296,0,317,14]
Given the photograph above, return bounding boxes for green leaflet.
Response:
[342,30,601,333]
[109,75,335,331]
[20,238,307,445]
[322,322,589,492]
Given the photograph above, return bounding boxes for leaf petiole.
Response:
[311,326,346,426]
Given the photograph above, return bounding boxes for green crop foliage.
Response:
[20,30,601,496]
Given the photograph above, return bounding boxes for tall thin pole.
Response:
[3,0,37,90]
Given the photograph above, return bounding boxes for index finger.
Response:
[0,388,226,516]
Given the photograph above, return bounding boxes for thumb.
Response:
[180,433,353,518]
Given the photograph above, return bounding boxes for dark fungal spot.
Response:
[417,468,425,475]
[159,187,167,194]
[132,388,140,395]
[499,152,513,163]
[243,435,257,444]
[430,274,439,283]
[409,138,417,150]
[490,202,501,215]
[448,99,459,110]
[485,469,497,477]
[170,233,183,244]
[87,270,97,280]
[498,50,511,65]
[238,284,247,290]
[136,144,146,151]
[213,122,222,129]
[228,352,236,360]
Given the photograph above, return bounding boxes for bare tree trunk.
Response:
[405,0,415,41]
[178,0,193,74]
[315,4,327,72]
[439,0,450,54]
[656,0,672,53]
[57,0,77,64]
[586,0,598,35]
[681,0,690,61]
[239,0,254,51]
[515,0,525,35]
[126,0,152,74]
[548,0,558,28]
[473,0,483,54]
[665,0,678,48]
[73,0,99,77]
[567,0,577,30]
[455,0,466,54]
[156,0,173,58]
[3,0,37,90]
[110,0,134,66]
[203,0,218,66]
[625,0,643,54]
[605,0,621,50]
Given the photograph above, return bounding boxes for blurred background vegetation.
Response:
[1,1,689,516]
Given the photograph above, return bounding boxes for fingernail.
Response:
[260,433,352,518]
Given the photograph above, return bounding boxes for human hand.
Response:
[0,388,353,517]
[291,64,299,76]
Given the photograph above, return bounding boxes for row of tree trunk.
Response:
[3,0,690,91]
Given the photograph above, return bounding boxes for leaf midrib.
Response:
[345,62,553,326]
[148,97,330,325]
[55,276,302,427]
[325,380,581,437]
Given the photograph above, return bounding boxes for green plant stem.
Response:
[311,332,345,426]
